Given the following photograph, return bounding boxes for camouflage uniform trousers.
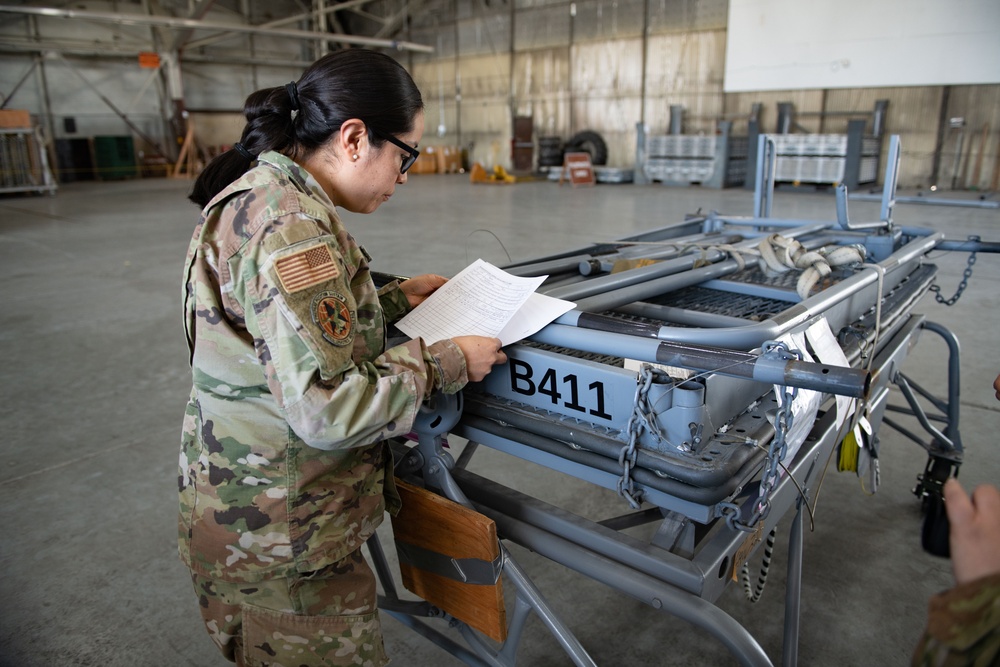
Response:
[190,548,389,666]
[912,573,1000,667]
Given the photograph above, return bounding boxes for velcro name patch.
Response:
[274,244,340,293]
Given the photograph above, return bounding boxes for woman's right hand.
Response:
[452,336,507,382]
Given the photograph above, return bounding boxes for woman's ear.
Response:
[338,118,368,160]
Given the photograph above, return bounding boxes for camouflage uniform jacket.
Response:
[912,572,1000,666]
[178,150,468,583]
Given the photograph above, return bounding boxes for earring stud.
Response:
[352,154,359,160]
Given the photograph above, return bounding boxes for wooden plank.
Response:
[391,478,507,642]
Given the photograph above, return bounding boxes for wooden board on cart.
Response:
[391,477,507,642]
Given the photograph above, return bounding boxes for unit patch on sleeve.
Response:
[312,291,354,346]
[274,243,340,293]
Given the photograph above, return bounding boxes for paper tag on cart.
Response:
[805,318,853,434]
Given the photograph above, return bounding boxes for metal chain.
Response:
[928,235,979,306]
[619,364,672,509]
[722,341,800,532]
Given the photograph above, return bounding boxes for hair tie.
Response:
[285,81,300,112]
[233,142,255,161]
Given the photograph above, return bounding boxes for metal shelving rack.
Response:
[0,126,57,196]
[753,100,889,190]
[635,104,761,189]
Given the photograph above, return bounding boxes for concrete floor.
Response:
[0,172,998,667]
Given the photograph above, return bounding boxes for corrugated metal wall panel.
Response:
[455,53,512,100]
[724,90,824,135]
[514,5,572,50]
[573,39,644,96]
[520,96,571,139]
[412,60,461,143]
[644,31,726,133]
[514,0,568,8]
[574,97,643,165]
[647,0,728,35]
[513,49,571,98]
[410,25,457,59]
[946,85,1000,191]
[462,100,515,167]
[574,0,646,42]
[458,14,513,57]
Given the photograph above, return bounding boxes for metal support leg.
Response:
[920,321,962,453]
[781,502,804,667]
[754,135,777,219]
[888,320,963,458]
[405,393,600,667]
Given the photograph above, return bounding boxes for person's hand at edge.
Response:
[944,478,1000,585]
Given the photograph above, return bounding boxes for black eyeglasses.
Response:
[368,127,420,174]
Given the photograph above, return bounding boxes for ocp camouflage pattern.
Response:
[191,550,388,666]
[912,572,1000,667]
[178,150,467,583]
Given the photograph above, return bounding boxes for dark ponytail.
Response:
[189,49,424,208]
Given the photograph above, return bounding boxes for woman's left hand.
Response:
[400,274,448,307]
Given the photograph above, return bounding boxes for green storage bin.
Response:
[93,135,137,180]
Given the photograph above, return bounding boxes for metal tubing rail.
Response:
[782,505,805,667]
[561,256,933,365]
[455,412,762,514]
[451,383,891,666]
[850,193,1000,210]
[383,303,921,666]
[408,402,601,667]
[898,227,1000,253]
[615,302,750,328]
[526,328,871,398]
[550,232,942,348]
[545,223,830,305]
[453,469,775,667]
[914,321,962,452]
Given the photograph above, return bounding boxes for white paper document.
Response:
[395,259,576,346]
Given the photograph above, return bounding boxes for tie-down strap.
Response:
[394,539,503,585]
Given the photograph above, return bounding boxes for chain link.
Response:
[721,341,800,532]
[619,364,674,509]
[928,236,979,306]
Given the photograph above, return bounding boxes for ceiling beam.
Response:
[374,0,432,40]
[0,4,434,53]
[0,41,312,70]
[168,0,218,52]
[182,0,375,51]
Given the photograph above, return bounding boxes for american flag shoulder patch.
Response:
[274,243,340,293]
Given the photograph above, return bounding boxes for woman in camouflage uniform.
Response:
[179,49,507,666]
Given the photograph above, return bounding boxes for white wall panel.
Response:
[513,49,571,137]
[725,0,1000,91]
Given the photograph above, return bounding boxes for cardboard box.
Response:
[411,146,438,174]
[0,109,32,129]
[439,146,463,173]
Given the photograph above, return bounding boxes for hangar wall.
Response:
[0,0,997,188]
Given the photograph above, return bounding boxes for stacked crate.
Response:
[771,133,879,187]
[0,110,57,195]
[644,134,717,183]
